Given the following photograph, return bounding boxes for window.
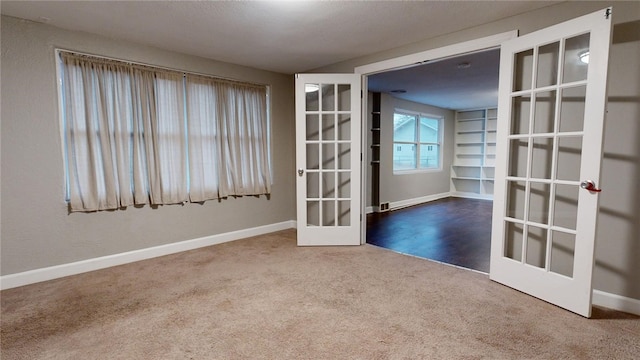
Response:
[58,51,271,212]
[393,111,442,172]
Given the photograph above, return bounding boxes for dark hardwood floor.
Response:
[366,197,493,273]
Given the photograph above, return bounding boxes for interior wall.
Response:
[593,18,640,300]
[376,94,455,205]
[0,16,296,276]
[315,1,640,302]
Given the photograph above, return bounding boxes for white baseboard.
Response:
[450,192,493,201]
[365,193,451,214]
[0,220,296,291]
[389,192,451,211]
[593,290,640,316]
[4,218,638,316]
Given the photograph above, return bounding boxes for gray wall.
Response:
[318,2,640,301]
[594,16,640,300]
[374,94,454,206]
[1,16,296,276]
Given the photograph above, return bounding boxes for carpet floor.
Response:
[1,229,639,359]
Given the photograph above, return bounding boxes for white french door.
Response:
[295,74,361,246]
[490,8,612,317]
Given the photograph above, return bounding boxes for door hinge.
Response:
[605,8,612,19]
[361,90,363,98]
[361,153,363,161]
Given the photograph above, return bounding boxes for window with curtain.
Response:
[59,51,271,212]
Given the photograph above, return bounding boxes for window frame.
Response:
[392,109,443,175]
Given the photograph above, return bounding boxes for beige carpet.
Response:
[1,229,639,359]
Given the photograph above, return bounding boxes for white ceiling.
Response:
[2,1,560,74]
[2,1,562,110]
[368,48,501,110]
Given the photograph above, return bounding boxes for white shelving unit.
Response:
[451,108,497,200]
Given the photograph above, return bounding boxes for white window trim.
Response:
[55,50,69,201]
[392,108,443,175]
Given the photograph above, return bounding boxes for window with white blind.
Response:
[58,51,271,212]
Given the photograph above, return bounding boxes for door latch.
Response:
[580,180,602,193]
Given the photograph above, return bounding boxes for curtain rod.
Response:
[55,48,269,88]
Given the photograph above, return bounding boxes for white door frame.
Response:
[353,31,518,245]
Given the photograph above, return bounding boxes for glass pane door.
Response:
[296,74,361,246]
[490,8,612,317]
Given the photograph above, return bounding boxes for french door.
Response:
[294,8,613,317]
[490,8,612,317]
[295,74,361,246]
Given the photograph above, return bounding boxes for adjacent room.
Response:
[365,49,500,273]
[1,1,639,358]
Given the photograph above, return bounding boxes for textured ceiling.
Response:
[368,49,501,110]
[1,1,560,74]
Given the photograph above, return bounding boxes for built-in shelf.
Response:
[370,92,381,207]
[452,176,482,181]
[451,107,497,200]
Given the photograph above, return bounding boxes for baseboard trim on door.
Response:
[389,192,451,211]
[0,220,296,291]
[592,290,640,316]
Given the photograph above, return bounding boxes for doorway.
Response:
[364,49,499,272]
[297,9,613,317]
[354,34,514,271]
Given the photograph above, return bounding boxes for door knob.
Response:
[580,180,602,192]
[298,168,304,177]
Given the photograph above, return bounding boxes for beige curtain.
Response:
[62,52,269,211]
[185,76,222,201]
[63,53,145,211]
[144,71,188,205]
[218,82,271,196]
[62,53,187,211]
[186,75,271,200]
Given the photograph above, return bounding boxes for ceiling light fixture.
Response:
[579,50,589,64]
[457,62,471,69]
[305,84,319,93]
[390,89,407,94]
